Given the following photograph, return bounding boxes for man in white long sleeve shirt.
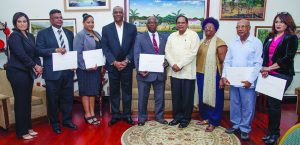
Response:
[165,15,200,128]
[222,19,262,140]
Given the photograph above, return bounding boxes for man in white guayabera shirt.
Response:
[222,19,262,140]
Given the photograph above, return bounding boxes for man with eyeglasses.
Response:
[133,16,169,126]
[36,9,77,134]
[165,15,200,128]
[222,19,262,140]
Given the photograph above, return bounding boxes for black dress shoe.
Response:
[264,134,279,144]
[168,119,180,126]
[225,127,240,134]
[52,127,62,134]
[156,119,168,125]
[138,122,145,126]
[124,117,135,125]
[178,122,189,128]
[62,123,78,130]
[108,118,120,126]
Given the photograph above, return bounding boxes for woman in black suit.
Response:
[6,12,43,139]
[260,12,298,144]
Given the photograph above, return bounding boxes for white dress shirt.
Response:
[222,34,263,87]
[148,31,160,46]
[52,26,70,51]
[165,29,200,80]
[115,22,123,46]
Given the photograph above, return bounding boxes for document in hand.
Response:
[83,49,105,69]
[226,67,254,86]
[255,74,287,100]
[52,51,78,71]
[139,54,165,73]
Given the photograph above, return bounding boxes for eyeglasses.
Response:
[236,25,249,29]
[277,12,289,15]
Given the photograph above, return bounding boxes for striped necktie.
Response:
[57,29,65,48]
[152,33,159,54]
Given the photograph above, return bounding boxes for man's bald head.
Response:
[236,19,251,41]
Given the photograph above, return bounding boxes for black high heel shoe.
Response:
[264,134,279,145]
[84,116,95,125]
[92,116,100,125]
[262,134,271,141]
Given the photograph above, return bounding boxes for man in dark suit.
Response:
[133,16,168,126]
[36,9,77,134]
[102,6,137,126]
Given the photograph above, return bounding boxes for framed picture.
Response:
[64,0,110,11]
[254,26,271,43]
[220,0,267,20]
[255,26,300,52]
[29,19,77,37]
[125,0,209,39]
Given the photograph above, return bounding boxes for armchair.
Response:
[0,69,47,130]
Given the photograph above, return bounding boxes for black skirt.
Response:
[76,67,102,96]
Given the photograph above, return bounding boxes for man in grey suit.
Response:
[134,16,168,126]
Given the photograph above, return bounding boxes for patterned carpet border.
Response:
[121,120,241,145]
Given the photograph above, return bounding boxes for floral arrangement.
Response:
[0,21,10,52]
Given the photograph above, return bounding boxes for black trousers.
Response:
[108,67,133,119]
[267,73,293,135]
[170,77,195,123]
[6,68,33,137]
[45,71,74,127]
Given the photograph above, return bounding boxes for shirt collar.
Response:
[236,34,254,42]
[52,26,62,33]
[148,31,158,37]
[176,28,189,36]
[115,22,123,29]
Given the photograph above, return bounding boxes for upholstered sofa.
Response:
[131,70,230,112]
[0,69,47,130]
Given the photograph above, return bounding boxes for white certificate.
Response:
[255,74,287,100]
[139,54,164,73]
[52,51,77,71]
[83,49,105,69]
[226,67,254,86]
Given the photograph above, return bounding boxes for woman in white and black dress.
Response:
[73,13,102,125]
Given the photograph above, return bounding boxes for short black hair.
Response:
[12,12,30,31]
[176,15,188,23]
[82,13,93,22]
[201,17,219,31]
[49,9,61,16]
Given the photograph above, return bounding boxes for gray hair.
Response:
[113,6,123,13]
[147,16,158,24]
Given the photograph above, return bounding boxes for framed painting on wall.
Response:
[29,19,77,37]
[64,0,110,11]
[125,0,209,39]
[220,0,267,20]
[254,26,271,43]
[255,26,300,52]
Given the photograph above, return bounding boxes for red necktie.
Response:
[152,33,159,54]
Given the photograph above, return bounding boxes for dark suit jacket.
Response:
[101,22,137,71]
[262,34,298,76]
[36,27,74,80]
[7,30,41,75]
[134,32,167,82]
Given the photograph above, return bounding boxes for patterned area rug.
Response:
[121,120,241,145]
